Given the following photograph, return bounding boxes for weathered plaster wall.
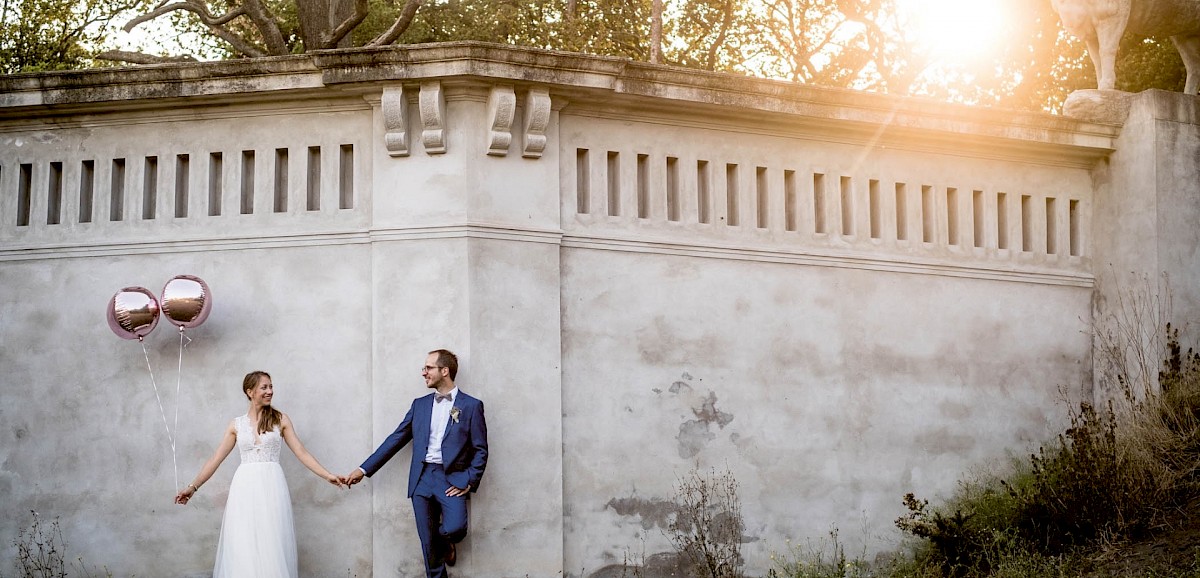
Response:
[560,249,1090,575]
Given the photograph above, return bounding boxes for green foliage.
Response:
[0,0,148,74]
[766,530,873,578]
[891,324,1200,577]
[1117,36,1187,94]
[1006,400,1162,552]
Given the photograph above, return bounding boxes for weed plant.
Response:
[5,511,111,578]
[890,325,1200,577]
[771,325,1200,578]
[766,530,872,578]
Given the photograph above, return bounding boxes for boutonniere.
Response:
[450,407,461,424]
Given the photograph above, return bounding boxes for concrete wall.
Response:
[0,43,1192,577]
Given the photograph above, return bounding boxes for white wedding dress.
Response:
[213,415,298,578]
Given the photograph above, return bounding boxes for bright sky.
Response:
[101,10,219,60]
[893,0,1011,66]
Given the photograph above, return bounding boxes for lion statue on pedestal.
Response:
[1052,0,1200,94]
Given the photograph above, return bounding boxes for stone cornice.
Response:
[0,42,1120,167]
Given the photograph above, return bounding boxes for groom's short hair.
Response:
[430,349,458,380]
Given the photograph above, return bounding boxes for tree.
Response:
[100,0,422,60]
[0,0,152,73]
[744,0,915,88]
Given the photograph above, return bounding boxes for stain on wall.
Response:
[606,496,678,530]
[677,389,734,459]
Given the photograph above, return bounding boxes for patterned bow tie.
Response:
[436,393,453,403]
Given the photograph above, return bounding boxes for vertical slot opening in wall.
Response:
[47,162,63,225]
[142,156,158,220]
[307,146,321,211]
[79,160,94,223]
[697,160,711,224]
[725,164,740,226]
[606,151,620,217]
[666,156,679,222]
[1021,194,1032,251]
[208,153,223,216]
[339,144,354,209]
[17,164,31,226]
[813,173,826,233]
[972,190,984,248]
[784,170,796,232]
[175,154,190,218]
[840,176,853,235]
[575,148,589,214]
[1069,199,1080,256]
[240,150,255,214]
[946,187,958,245]
[1045,197,1057,254]
[273,148,288,213]
[637,153,649,219]
[110,159,125,221]
[996,192,1008,249]
[868,179,880,239]
[756,166,768,229]
[921,185,934,243]
[895,183,907,241]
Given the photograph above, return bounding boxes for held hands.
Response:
[325,473,348,488]
[342,469,365,487]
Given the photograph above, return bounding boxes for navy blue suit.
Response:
[361,391,488,577]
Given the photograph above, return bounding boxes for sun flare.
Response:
[895,0,1010,65]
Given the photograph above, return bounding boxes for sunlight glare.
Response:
[895,0,1010,65]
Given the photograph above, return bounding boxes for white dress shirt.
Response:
[424,388,457,464]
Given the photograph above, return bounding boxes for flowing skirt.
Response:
[213,462,298,578]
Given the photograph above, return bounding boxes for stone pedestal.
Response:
[1064,89,1134,124]
[1091,89,1200,395]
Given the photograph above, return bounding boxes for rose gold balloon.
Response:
[107,287,160,340]
[161,275,212,329]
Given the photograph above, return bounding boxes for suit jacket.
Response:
[360,390,488,498]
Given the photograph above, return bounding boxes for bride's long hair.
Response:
[243,371,282,434]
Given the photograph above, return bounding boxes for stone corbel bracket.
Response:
[420,80,447,154]
[486,85,516,156]
[382,86,409,157]
[523,88,551,159]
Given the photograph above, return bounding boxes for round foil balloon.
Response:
[161,275,212,329]
[107,287,161,340]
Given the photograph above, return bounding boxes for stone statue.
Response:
[1052,0,1200,94]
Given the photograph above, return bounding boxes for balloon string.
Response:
[142,339,178,492]
[174,328,184,489]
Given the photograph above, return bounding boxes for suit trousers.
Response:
[412,462,469,578]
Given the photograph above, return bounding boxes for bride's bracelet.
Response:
[187,484,200,493]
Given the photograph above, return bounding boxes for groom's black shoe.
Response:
[445,543,456,567]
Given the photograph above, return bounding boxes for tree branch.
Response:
[239,0,289,55]
[321,0,371,49]
[123,1,246,33]
[368,0,422,46]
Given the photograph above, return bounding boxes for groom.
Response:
[345,349,489,577]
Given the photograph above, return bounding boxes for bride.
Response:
[174,371,344,577]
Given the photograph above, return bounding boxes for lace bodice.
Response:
[235,414,283,464]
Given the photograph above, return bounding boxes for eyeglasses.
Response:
[422,365,444,372]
